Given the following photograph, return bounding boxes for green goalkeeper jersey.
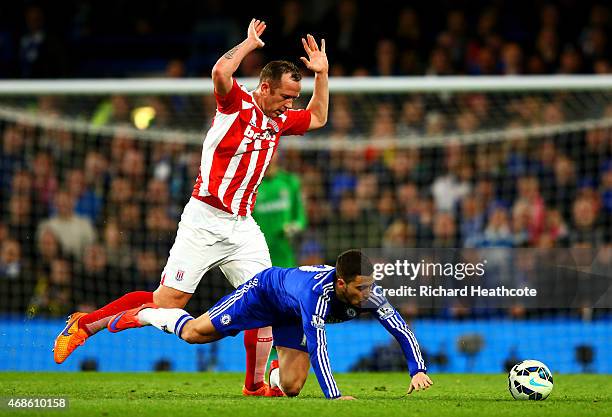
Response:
[253,170,307,267]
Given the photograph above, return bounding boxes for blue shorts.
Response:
[208,277,307,352]
[272,324,307,352]
[208,277,270,336]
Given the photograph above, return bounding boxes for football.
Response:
[508,360,554,400]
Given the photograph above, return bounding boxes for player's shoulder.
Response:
[296,265,335,294]
[230,78,253,104]
[278,109,306,121]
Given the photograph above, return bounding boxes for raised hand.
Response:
[300,34,328,74]
[248,18,266,48]
[407,372,433,394]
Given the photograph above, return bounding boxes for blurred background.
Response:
[1,0,612,78]
[0,0,611,375]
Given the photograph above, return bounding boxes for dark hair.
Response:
[335,249,374,283]
[259,60,302,87]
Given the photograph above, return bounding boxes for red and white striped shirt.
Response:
[192,78,311,216]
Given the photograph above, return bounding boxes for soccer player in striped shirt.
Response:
[106,250,433,399]
[53,19,330,396]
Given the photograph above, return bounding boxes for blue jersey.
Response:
[209,265,426,399]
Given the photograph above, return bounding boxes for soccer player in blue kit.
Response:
[107,250,433,399]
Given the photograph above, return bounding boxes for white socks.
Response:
[269,367,281,389]
[138,308,193,338]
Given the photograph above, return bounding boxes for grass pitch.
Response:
[0,373,610,417]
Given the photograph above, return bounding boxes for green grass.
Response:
[0,373,610,417]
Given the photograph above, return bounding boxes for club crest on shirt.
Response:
[268,119,280,133]
[175,270,185,281]
[311,315,325,329]
[346,307,357,318]
[221,314,232,325]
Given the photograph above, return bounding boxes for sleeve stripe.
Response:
[317,327,340,397]
[368,285,386,306]
[388,315,426,370]
[314,282,334,314]
[313,284,340,398]
[389,316,424,370]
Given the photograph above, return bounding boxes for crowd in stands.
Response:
[0,1,611,78]
[2,92,611,317]
[1,1,611,318]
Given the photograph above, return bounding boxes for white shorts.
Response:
[160,197,272,293]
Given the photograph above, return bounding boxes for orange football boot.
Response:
[242,383,269,396]
[53,312,89,364]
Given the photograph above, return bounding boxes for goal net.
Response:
[0,76,610,373]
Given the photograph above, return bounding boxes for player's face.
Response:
[338,275,374,307]
[260,73,301,117]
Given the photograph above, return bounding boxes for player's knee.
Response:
[280,379,304,397]
[282,385,302,397]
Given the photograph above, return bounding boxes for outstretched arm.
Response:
[301,34,329,131]
[369,287,432,394]
[300,293,344,399]
[211,19,266,96]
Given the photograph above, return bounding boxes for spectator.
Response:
[83,151,110,197]
[431,162,472,213]
[373,39,399,76]
[0,125,27,202]
[397,98,424,136]
[6,195,36,259]
[120,148,147,193]
[37,190,97,259]
[323,0,366,69]
[459,194,486,245]
[105,177,134,218]
[382,219,416,248]
[328,95,355,138]
[29,258,73,317]
[467,205,513,248]
[75,244,120,309]
[569,196,604,246]
[426,47,453,75]
[102,219,132,270]
[30,151,58,216]
[500,43,523,75]
[19,5,67,78]
[131,250,160,291]
[118,203,143,248]
[515,176,546,245]
[324,191,383,262]
[370,102,396,138]
[540,208,569,246]
[0,238,33,312]
[547,155,577,221]
[431,212,458,248]
[36,227,63,274]
[142,206,176,256]
[66,168,103,223]
[395,8,421,51]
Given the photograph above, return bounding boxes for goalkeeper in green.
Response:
[253,157,307,267]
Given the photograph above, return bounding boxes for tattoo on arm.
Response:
[223,44,242,59]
